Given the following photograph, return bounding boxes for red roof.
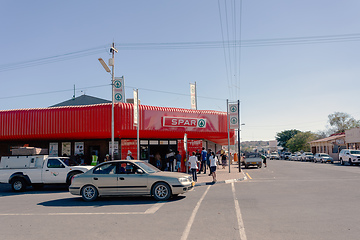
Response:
[0,103,235,145]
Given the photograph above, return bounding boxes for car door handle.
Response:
[93,177,98,180]
[119,177,125,180]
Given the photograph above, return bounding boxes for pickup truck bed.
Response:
[244,157,262,169]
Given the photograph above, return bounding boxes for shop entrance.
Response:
[145,140,177,170]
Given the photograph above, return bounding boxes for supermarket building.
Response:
[0,95,235,171]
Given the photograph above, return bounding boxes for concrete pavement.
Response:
[193,163,247,186]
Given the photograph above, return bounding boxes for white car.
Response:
[301,152,314,162]
[314,153,333,163]
[269,152,280,160]
[339,149,360,166]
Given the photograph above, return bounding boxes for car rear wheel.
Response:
[81,185,98,201]
[152,182,171,201]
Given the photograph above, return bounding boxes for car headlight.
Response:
[178,177,190,183]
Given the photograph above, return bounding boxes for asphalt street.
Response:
[0,160,359,240]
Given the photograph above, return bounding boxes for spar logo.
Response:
[163,117,207,128]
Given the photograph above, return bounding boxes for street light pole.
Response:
[98,42,118,161]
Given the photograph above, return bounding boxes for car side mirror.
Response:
[136,169,144,174]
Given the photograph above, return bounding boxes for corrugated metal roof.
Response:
[0,103,234,145]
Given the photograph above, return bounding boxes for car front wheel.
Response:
[152,182,171,201]
[81,185,98,201]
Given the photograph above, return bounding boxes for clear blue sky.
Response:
[1,0,360,142]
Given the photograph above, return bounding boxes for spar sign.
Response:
[163,117,206,128]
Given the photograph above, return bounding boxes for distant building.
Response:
[50,94,111,107]
[309,133,345,161]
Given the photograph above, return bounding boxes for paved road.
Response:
[0,160,359,240]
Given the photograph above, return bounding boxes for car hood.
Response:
[150,171,190,179]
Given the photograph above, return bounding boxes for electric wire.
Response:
[1,33,360,72]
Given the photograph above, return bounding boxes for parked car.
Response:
[69,160,194,201]
[294,152,302,161]
[301,152,314,162]
[283,152,291,160]
[314,153,333,163]
[269,152,280,160]
[339,149,360,166]
[289,153,296,161]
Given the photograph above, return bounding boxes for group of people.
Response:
[188,147,220,183]
[154,150,182,172]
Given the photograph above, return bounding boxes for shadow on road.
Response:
[38,195,186,207]
[0,184,69,197]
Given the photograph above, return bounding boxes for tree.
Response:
[275,129,301,148]
[328,112,360,133]
[286,131,317,153]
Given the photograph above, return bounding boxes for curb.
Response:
[194,176,247,187]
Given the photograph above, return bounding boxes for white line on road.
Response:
[0,202,165,216]
[232,182,247,240]
[180,185,211,240]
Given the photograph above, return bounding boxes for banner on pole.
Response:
[228,103,239,129]
[190,83,196,110]
[113,77,125,103]
[133,89,138,126]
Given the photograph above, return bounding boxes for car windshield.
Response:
[135,161,160,173]
[320,154,329,157]
[305,153,313,156]
[350,150,360,154]
[59,157,80,166]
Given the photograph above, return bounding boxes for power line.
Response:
[1,33,360,73]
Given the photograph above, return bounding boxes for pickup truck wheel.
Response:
[67,172,81,186]
[11,178,26,192]
[81,185,98,201]
[340,159,344,165]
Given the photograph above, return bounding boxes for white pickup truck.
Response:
[0,155,93,192]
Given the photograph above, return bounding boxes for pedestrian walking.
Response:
[195,149,201,172]
[261,154,267,167]
[199,147,207,174]
[209,152,217,183]
[155,152,161,169]
[188,151,199,182]
[207,149,212,176]
[221,151,227,169]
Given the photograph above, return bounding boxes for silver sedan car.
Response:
[69,160,194,201]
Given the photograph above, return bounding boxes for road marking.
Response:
[232,182,247,240]
[181,185,211,240]
[245,172,252,179]
[0,202,165,216]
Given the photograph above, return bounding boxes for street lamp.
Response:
[98,43,118,161]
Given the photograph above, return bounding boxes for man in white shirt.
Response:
[188,151,199,182]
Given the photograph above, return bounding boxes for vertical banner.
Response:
[190,82,197,110]
[133,89,138,126]
[229,103,239,129]
[114,76,125,102]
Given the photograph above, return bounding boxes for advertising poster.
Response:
[62,142,71,156]
[75,142,84,155]
[49,142,58,156]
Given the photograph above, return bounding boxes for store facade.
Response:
[0,103,234,171]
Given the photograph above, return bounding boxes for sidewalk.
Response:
[192,163,247,187]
